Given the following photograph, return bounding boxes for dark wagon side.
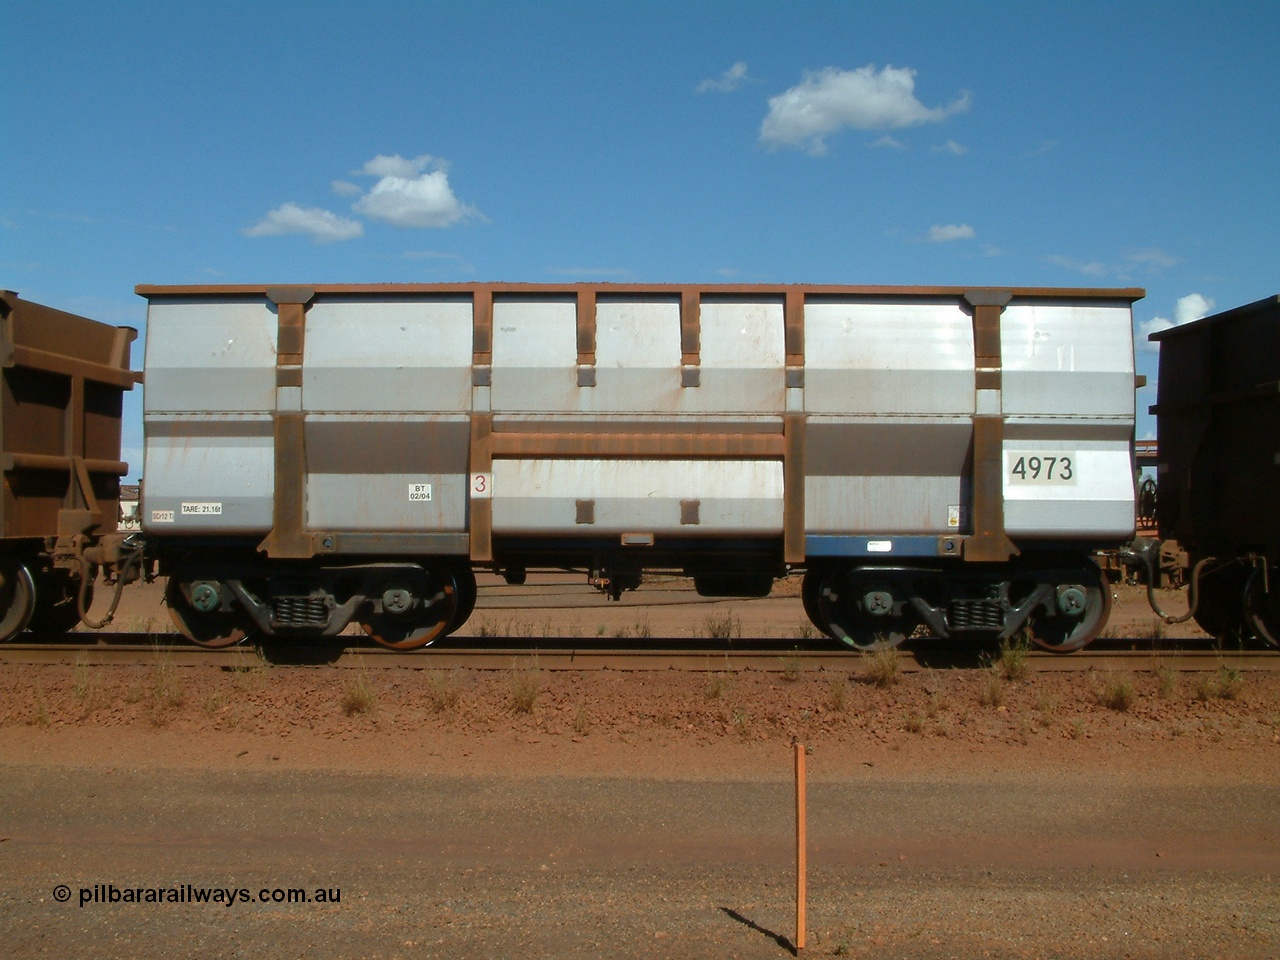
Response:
[1151,294,1280,643]
[0,292,142,638]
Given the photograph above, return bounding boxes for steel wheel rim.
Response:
[165,577,249,648]
[0,565,36,642]
[1244,567,1279,648]
[1027,562,1111,652]
[361,575,457,650]
[816,570,916,651]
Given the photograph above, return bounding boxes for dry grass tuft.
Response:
[1196,665,1245,702]
[1097,672,1135,712]
[341,659,376,717]
[702,611,742,641]
[703,670,735,700]
[780,651,803,682]
[148,648,186,725]
[827,677,849,712]
[995,633,1033,682]
[861,648,901,688]
[1154,663,1179,698]
[509,659,541,713]
[424,669,463,713]
[978,671,1005,708]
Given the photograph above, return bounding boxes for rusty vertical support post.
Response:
[260,287,316,559]
[963,290,1018,563]
[472,286,493,366]
[795,741,807,956]
[576,287,597,365]
[680,287,701,366]
[784,287,805,368]
[470,413,494,563]
[784,415,806,565]
[68,374,85,515]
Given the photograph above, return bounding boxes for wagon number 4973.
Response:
[1008,454,1075,484]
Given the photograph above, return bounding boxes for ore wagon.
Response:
[1150,294,1280,644]
[0,292,141,638]
[137,283,1142,651]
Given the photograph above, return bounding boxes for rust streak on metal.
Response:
[9,345,140,389]
[258,290,315,559]
[963,294,1017,563]
[783,415,806,564]
[680,288,701,366]
[276,367,303,388]
[274,301,306,365]
[3,453,128,475]
[259,413,314,558]
[136,282,1147,302]
[487,431,786,459]
[472,286,493,365]
[784,288,805,367]
[470,413,494,562]
[576,288,597,366]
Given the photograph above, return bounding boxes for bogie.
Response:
[163,559,479,651]
[801,558,1112,653]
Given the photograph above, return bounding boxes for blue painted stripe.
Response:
[804,535,942,558]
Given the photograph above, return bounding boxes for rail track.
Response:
[2,633,1274,673]
[6,576,1272,672]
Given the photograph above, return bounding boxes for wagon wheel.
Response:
[1243,567,1279,649]
[801,569,825,636]
[814,567,918,651]
[1191,560,1251,644]
[165,577,250,648]
[444,566,477,636]
[28,573,90,635]
[0,565,37,642]
[360,572,458,650]
[1024,561,1111,653]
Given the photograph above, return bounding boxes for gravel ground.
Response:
[0,579,1277,958]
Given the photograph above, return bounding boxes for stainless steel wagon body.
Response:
[138,283,1141,651]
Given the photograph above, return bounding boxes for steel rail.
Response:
[2,638,1274,672]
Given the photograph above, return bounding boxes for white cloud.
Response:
[1048,247,1180,280]
[359,153,437,178]
[243,203,364,243]
[330,179,363,197]
[1174,292,1214,325]
[351,154,480,228]
[927,224,976,243]
[936,139,968,155]
[1046,254,1111,277]
[871,135,904,150]
[1126,248,1179,271]
[697,61,749,93]
[1137,293,1215,351]
[760,64,971,155]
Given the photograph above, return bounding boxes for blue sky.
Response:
[4,1,1278,478]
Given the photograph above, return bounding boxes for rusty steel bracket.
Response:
[469,413,495,563]
[962,290,1019,563]
[259,288,318,559]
